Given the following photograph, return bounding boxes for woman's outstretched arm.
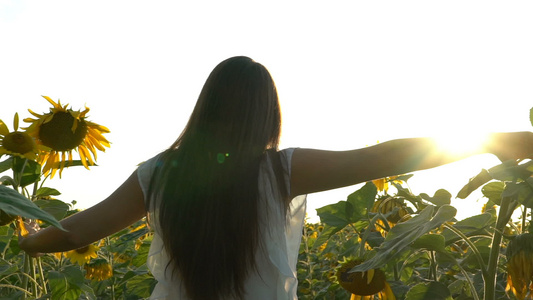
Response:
[19,171,146,257]
[290,132,533,198]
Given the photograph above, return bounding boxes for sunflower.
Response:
[0,113,38,160]
[84,258,113,281]
[65,244,99,265]
[336,259,395,300]
[372,176,403,193]
[506,233,533,300]
[371,196,410,236]
[24,96,110,177]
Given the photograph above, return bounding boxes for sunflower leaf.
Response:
[457,169,492,199]
[0,157,13,174]
[33,199,70,221]
[420,189,452,206]
[0,185,64,230]
[405,282,453,300]
[12,157,41,187]
[0,175,15,186]
[48,265,85,300]
[347,182,377,217]
[351,205,456,272]
[35,187,61,197]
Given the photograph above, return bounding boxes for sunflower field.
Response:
[0,99,532,299]
[297,108,533,300]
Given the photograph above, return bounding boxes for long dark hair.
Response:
[146,56,284,299]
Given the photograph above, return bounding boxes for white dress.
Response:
[137,148,307,299]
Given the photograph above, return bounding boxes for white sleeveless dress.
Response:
[137,148,307,299]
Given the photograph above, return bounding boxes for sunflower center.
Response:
[337,261,387,296]
[39,112,88,151]
[2,132,35,154]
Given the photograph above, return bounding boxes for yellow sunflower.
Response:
[0,113,38,160]
[506,233,533,300]
[84,258,113,281]
[371,196,411,236]
[65,244,99,265]
[24,96,110,178]
[337,259,395,300]
[372,176,403,193]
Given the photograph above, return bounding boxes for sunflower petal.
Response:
[78,146,90,169]
[366,269,375,285]
[82,146,94,165]
[42,95,59,108]
[0,120,9,136]
[13,113,19,131]
[71,118,78,133]
[87,127,111,144]
[17,217,29,237]
[84,140,98,161]
[27,109,44,119]
[383,282,396,300]
[58,152,66,178]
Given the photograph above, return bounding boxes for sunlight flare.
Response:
[432,131,491,157]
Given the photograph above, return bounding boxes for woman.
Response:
[19,56,533,299]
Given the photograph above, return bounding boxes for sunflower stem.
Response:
[429,251,438,281]
[0,284,33,296]
[31,181,39,201]
[29,257,38,297]
[444,252,480,300]
[21,253,29,299]
[443,223,489,279]
[484,196,518,300]
[37,257,48,295]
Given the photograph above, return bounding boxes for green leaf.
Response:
[441,213,493,245]
[488,161,530,182]
[481,182,505,205]
[514,182,533,208]
[316,201,352,228]
[48,266,85,300]
[420,189,451,206]
[457,169,492,199]
[0,185,64,230]
[0,157,13,174]
[35,187,61,197]
[0,175,15,186]
[347,182,377,217]
[124,273,157,298]
[311,224,342,250]
[132,242,151,267]
[352,205,456,272]
[405,282,452,300]
[411,234,446,252]
[12,157,41,187]
[33,199,70,221]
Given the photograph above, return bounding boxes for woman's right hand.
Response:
[18,219,43,258]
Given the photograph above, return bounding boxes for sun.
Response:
[431,130,491,158]
[24,96,110,178]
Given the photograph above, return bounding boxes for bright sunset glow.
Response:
[432,131,492,158]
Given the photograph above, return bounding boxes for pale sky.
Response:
[1,1,532,222]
